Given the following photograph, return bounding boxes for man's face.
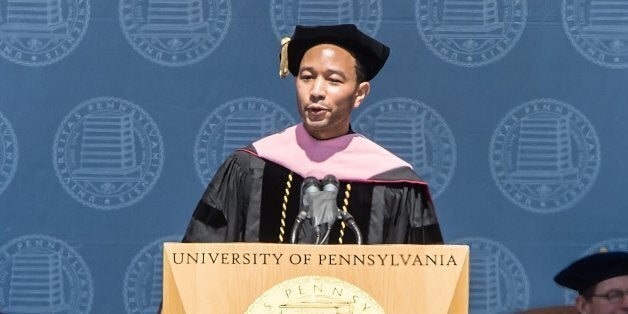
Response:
[576,275,628,314]
[295,44,370,140]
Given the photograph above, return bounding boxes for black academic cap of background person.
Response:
[554,251,628,294]
[279,24,390,81]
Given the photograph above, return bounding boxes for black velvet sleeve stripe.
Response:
[326,183,373,244]
[258,161,303,242]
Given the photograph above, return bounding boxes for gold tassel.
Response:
[279,37,291,78]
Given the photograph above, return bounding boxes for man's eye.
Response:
[606,289,623,299]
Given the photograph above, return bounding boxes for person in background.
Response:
[554,251,628,314]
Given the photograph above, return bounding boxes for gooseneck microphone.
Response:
[317,174,339,243]
[290,177,320,244]
[321,174,339,192]
[290,174,363,244]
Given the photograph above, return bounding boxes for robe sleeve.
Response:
[407,186,443,244]
[182,150,254,242]
[378,184,443,244]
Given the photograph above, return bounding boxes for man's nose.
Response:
[309,78,325,100]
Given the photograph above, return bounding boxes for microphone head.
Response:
[302,176,321,194]
[321,174,339,192]
[301,176,321,209]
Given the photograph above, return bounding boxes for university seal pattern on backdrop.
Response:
[270,0,382,39]
[0,0,90,66]
[563,0,628,68]
[454,237,529,313]
[0,234,93,313]
[489,98,600,213]
[194,97,296,185]
[123,235,181,314]
[353,97,456,199]
[415,0,527,67]
[53,97,164,210]
[119,0,231,66]
[0,111,17,196]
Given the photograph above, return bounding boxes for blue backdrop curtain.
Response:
[1,1,627,313]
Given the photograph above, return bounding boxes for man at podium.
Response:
[182,24,443,245]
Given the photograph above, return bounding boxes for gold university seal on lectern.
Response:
[246,275,384,314]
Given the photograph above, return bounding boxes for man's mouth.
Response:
[306,104,328,116]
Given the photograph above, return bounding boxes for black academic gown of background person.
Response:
[183,124,443,245]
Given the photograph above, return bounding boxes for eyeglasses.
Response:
[592,289,628,304]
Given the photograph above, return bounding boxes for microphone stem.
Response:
[290,210,308,244]
[339,211,363,245]
[314,225,321,244]
[318,225,332,244]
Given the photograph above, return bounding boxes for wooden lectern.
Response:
[162,243,469,313]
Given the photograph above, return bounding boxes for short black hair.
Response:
[354,58,367,83]
[580,285,595,299]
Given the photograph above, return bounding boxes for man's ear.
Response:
[353,82,370,108]
[575,295,589,314]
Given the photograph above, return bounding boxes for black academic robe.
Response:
[183,124,443,245]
